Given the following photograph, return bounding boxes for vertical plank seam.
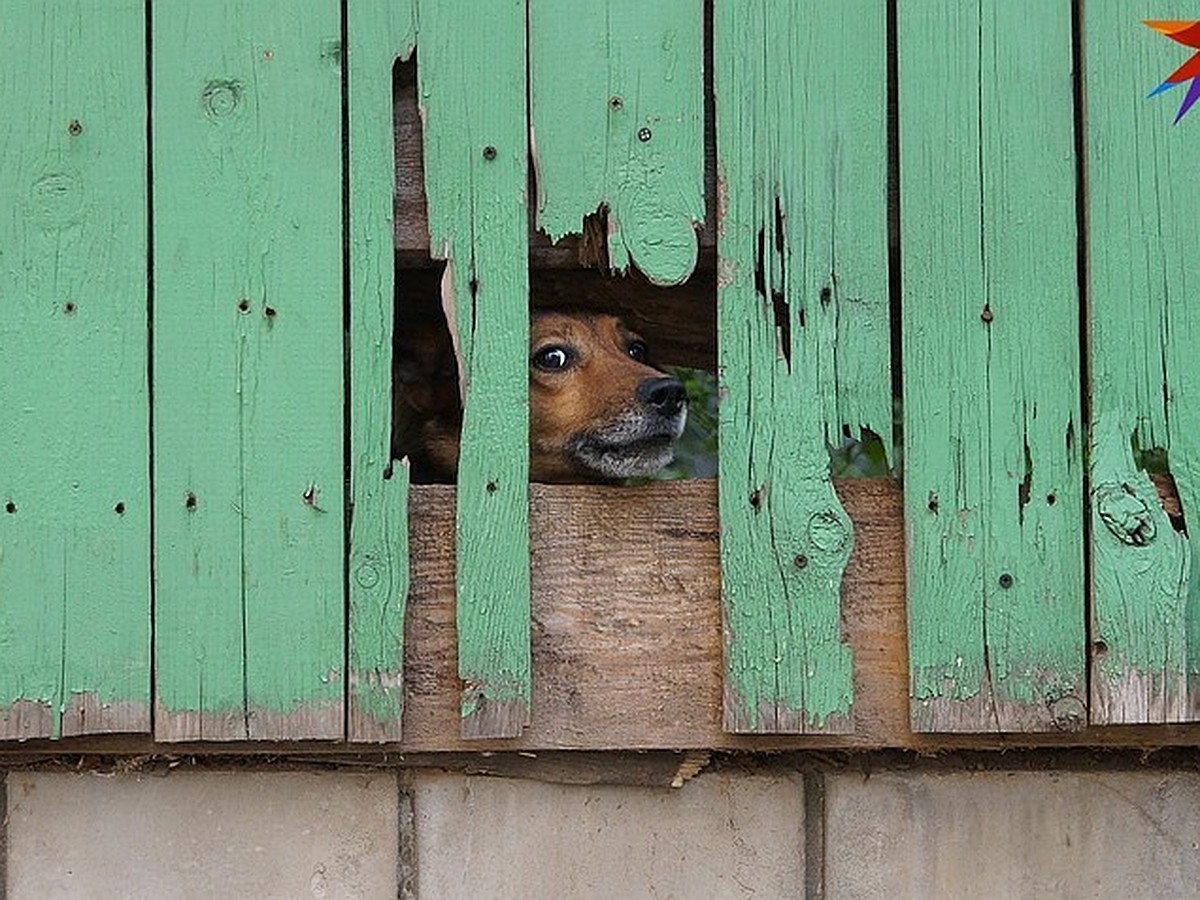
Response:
[1070,0,1095,723]
[339,0,352,744]
[57,543,68,738]
[802,769,826,900]
[0,774,7,900]
[145,0,158,740]
[238,323,250,737]
[975,1,1001,728]
[398,773,418,900]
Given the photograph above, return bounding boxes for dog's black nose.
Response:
[637,376,687,416]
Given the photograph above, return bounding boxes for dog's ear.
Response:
[392,319,463,482]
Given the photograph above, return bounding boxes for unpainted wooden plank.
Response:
[416,0,533,738]
[395,480,894,751]
[1085,2,1200,724]
[0,0,150,738]
[900,1,1086,732]
[713,2,891,733]
[152,0,344,741]
[347,1,418,742]
[528,0,704,286]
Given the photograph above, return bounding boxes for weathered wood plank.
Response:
[899,1,1086,731]
[0,0,150,738]
[151,0,344,740]
[416,0,533,738]
[714,2,891,732]
[346,1,417,742]
[8,480,1200,752]
[528,0,704,286]
[1085,3,1200,724]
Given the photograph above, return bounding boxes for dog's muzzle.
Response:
[569,375,689,479]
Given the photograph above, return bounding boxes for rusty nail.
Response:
[980,305,994,323]
[482,145,497,160]
[609,96,623,110]
[998,572,1014,589]
[793,554,808,569]
[68,119,82,136]
[637,127,652,142]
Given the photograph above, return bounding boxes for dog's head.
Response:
[529,311,687,482]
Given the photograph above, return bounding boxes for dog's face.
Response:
[528,312,687,482]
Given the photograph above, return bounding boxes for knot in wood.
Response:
[1095,482,1156,546]
[807,510,849,554]
[354,561,381,589]
[1047,694,1086,731]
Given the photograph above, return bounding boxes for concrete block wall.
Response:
[4,761,1200,898]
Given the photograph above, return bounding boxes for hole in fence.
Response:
[1132,437,1188,535]
[4,501,16,514]
[114,501,126,515]
[391,54,717,487]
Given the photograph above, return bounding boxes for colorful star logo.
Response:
[1145,20,1200,123]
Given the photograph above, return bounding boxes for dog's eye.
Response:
[627,340,648,363]
[532,346,573,371]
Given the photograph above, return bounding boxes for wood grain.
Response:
[0,0,151,738]
[151,0,344,741]
[529,0,704,286]
[416,0,534,739]
[1084,1,1200,725]
[388,479,1200,752]
[712,2,891,733]
[347,0,417,742]
[899,1,1086,732]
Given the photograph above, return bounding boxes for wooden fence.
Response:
[1,0,1197,751]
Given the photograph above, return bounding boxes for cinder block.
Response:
[7,770,398,900]
[410,771,804,899]
[826,770,1200,899]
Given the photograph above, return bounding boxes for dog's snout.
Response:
[637,376,687,417]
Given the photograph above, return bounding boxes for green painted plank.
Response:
[0,0,150,739]
[714,1,891,733]
[346,0,417,742]
[1085,3,1200,723]
[900,1,1086,732]
[417,0,532,739]
[528,0,703,286]
[152,0,344,740]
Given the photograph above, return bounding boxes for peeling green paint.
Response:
[417,0,533,739]
[1085,0,1200,724]
[900,1,1085,732]
[715,1,891,733]
[529,0,704,286]
[346,0,417,741]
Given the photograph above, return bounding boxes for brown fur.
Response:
[393,311,687,483]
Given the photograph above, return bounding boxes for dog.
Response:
[394,311,688,483]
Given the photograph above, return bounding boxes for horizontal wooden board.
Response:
[0,478,1197,752]
[390,479,1200,752]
